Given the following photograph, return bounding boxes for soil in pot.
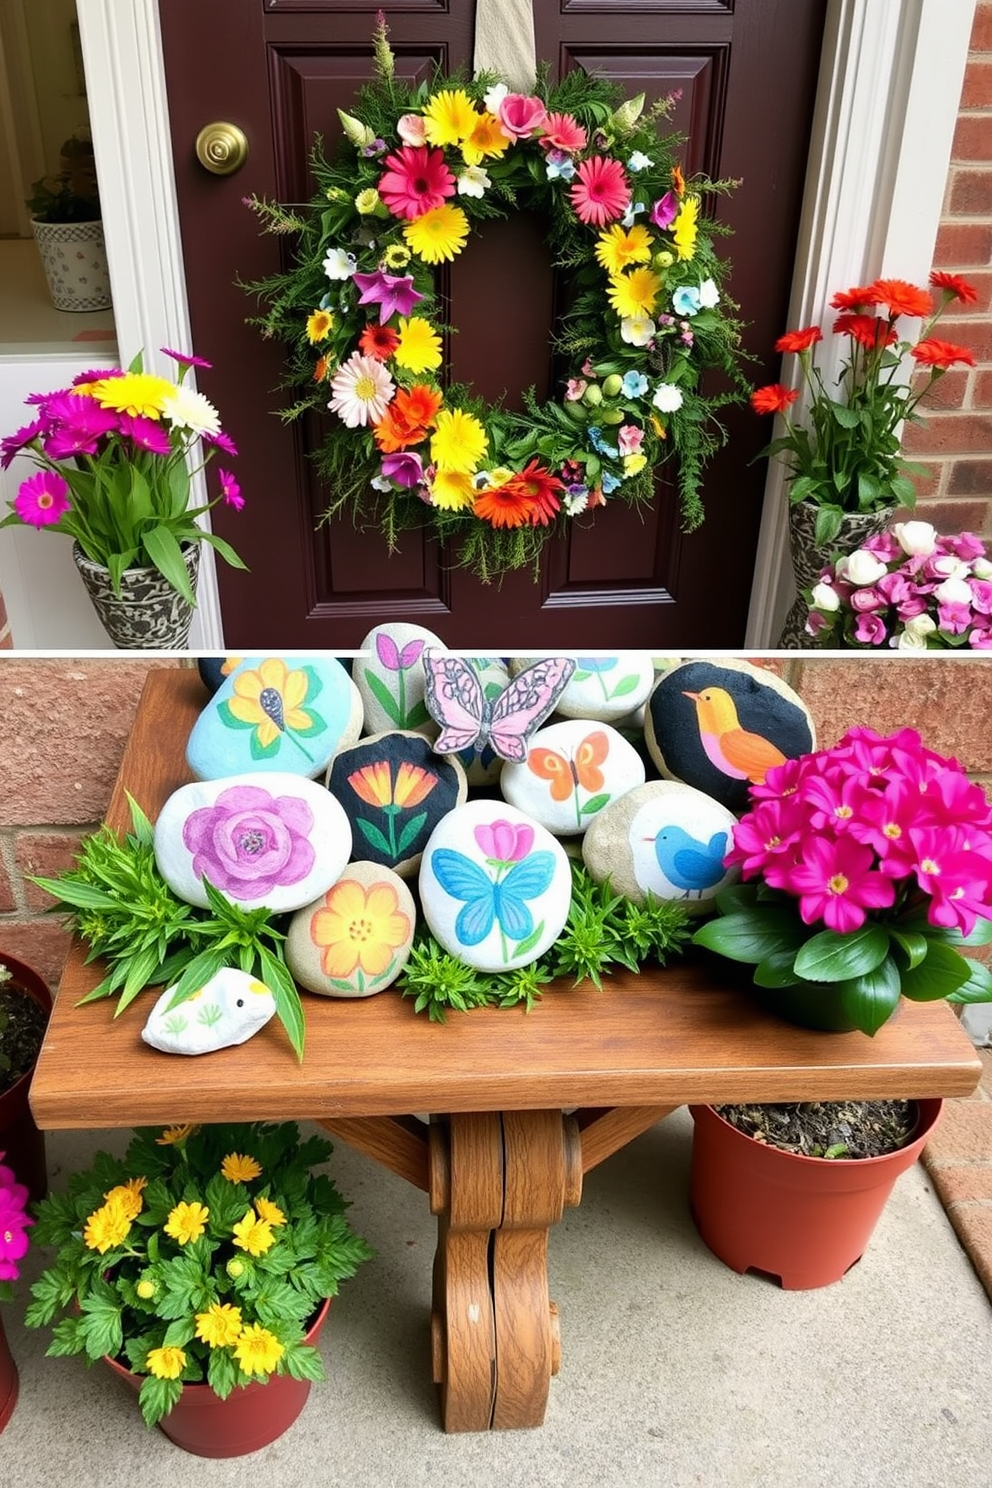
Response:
[712,1099,917,1160]
[0,959,52,1200]
[0,982,48,1096]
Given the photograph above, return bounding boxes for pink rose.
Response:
[397,113,428,146]
[498,94,548,140]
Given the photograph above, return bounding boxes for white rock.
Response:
[500,718,645,836]
[353,624,445,735]
[141,967,276,1055]
[551,654,656,722]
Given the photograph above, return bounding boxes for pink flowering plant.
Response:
[0,1152,33,1301]
[693,727,992,1035]
[0,349,247,602]
[806,520,992,650]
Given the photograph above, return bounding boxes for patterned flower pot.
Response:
[72,542,199,650]
[0,1309,18,1436]
[778,497,896,648]
[102,1299,331,1457]
[688,1098,942,1289]
[0,952,52,1203]
[30,218,112,312]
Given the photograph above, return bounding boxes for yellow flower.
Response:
[90,371,175,420]
[403,204,469,264]
[233,1323,285,1378]
[306,309,334,344]
[422,88,480,147]
[355,187,384,216]
[672,195,700,261]
[394,317,443,375]
[254,1196,287,1228]
[104,1177,147,1221]
[428,470,477,510]
[595,224,654,276]
[82,1197,133,1255]
[430,408,488,474]
[232,1208,276,1257]
[164,1201,210,1245]
[311,879,413,981]
[382,243,411,270]
[136,1278,158,1301]
[146,1346,186,1381]
[227,658,315,750]
[607,266,661,319]
[195,1302,243,1348]
[623,452,648,477]
[226,1257,246,1280]
[392,762,437,809]
[157,1123,199,1145]
[461,112,511,166]
[221,1152,263,1184]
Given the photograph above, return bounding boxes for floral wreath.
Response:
[247,17,747,582]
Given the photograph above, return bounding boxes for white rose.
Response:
[483,82,510,115]
[905,614,938,637]
[892,520,938,557]
[894,628,930,651]
[973,557,992,580]
[840,549,888,586]
[934,575,973,605]
[652,383,684,413]
[620,315,656,347]
[698,277,720,308]
[457,166,491,199]
[810,581,841,612]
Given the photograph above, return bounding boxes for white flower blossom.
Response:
[620,315,656,347]
[563,490,589,516]
[627,150,653,172]
[810,581,840,612]
[934,575,973,605]
[892,520,938,557]
[483,82,509,115]
[161,386,221,437]
[838,549,887,586]
[973,557,992,580]
[457,166,491,199]
[652,383,683,413]
[698,277,720,308]
[894,614,937,650]
[323,247,357,280]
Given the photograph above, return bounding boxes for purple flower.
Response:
[182,784,316,900]
[161,346,212,370]
[1,418,43,469]
[850,586,885,612]
[120,414,172,455]
[970,579,992,615]
[938,600,973,635]
[651,191,678,230]
[948,531,987,561]
[375,632,425,671]
[854,612,887,645]
[352,270,425,326]
[218,468,244,509]
[475,819,534,863]
[381,451,424,488]
[0,1157,32,1284]
[204,429,239,456]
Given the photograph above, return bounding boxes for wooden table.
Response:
[31,667,984,1432]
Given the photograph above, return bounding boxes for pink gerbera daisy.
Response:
[569,156,630,227]
[378,146,456,221]
[218,468,244,509]
[539,111,587,153]
[14,469,71,528]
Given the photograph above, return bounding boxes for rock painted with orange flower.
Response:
[186,655,363,781]
[286,860,416,997]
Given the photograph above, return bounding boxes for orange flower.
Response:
[750,384,800,416]
[348,760,393,808]
[775,326,822,354]
[391,762,437,808]
[929,270,978,306]
[833,313,897,350]
[866,278,934,321]
[373,383,443,452]
[910,338,976,369]
[829,284,877,312]
[473,484,539,529]
[498,459,564,527]
[358,323,400,361]
[671,163,685,196]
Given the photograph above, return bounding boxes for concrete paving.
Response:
[2,1108,991,1488]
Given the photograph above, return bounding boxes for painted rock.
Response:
[500,719,646,837]
[582,779,739,910]
[554,654,656,722]
[419,800,572,972]
[326,731,467,878]
[186,655,363,781]
[141,967,276,1055]
[644,658,815,813]
[286,861,416,998]
[450,656,511,786]
[154,772,352,911]
[426,652,575,762]
[353,624,445,735]
[197,656,246,696]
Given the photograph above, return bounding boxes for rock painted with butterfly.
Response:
[500,718,647,836]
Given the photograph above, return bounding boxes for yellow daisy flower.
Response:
[232,1208,276,1257]
[195,1302,244,1348]
[104,1177,147,1222]
[672,195,700,261]
[226,658,315,750]
[233,1324,285,1378]
[594,224,654,277]
[90,371,174,421]
[382,243,411,270]
[430,408,488,475]
[461,112,511,166]
[157,1123,200,1145]
[254,1196,287,1228]
[403,204,469,264]
[82,1196,133,1255]
[221,1152,263,1184]
[428,470,477,510]
[394,317,443,375]
[164,1200,210,1245]
[606,266,661,319]
[146,1346,186,1381]
[306,309,334,344]
[136,1278,158,1301]
[422,88,480,147]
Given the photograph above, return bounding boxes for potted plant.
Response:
[0,349,248,648]
[24,1120,372,1456]
[26,126,112,313]
[751,272,978,644]
[0,1152,33,1434]
[0,955,52,1202]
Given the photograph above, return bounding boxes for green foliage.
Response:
[25,1120,372,1428]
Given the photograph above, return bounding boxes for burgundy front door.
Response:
[159,0,826,647]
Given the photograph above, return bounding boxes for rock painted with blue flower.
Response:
[141,967,277,1055]
[550,653,656,723]
[186,656,362,780]
[353,623,445,736]
[419,800,571,972]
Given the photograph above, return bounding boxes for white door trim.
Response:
[76,0,975,651]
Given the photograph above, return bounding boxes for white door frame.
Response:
[75,0,975,651]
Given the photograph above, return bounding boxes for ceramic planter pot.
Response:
[72,542,199,650]
[688,1097,943,1289]
[0,1310,18,1435]
[778,497,896,648]
[103,1298,331,1456]
[0,952,52,1203]
[30,218,112,312]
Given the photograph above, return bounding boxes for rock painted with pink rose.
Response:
[286,861,417,997]
[154,772,352,911]
[500,718,645,836]
[419,800,571,972]
[353,624,445,736]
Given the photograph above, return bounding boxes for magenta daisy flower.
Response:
[161,347,213,370]
[14,470,71,528]
[378,146,456,220]
[569,156,630,226]
[539,111,587,153]
[204,429,239,457]
[1,418,43,469]
[41,393,118,458]
[352,270,425,326]
[218,468,244,509]
[120,413,173,455]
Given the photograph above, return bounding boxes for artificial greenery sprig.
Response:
[32,794,306,1060]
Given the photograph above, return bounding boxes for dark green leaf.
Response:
[259,946,305,1061]
[580,792,610,816]
[355,817,391,855]
[899,940,973,1001]
[947,957,992,1004]
[362,671,401,724]
[814,506,844,545]
[692,909,807,965]
[793,923,890,983]
[752,948,802,988]
[141,525,197,605]
[890,928,929,971]
[395,811,428,856]
[836,955,902,1036]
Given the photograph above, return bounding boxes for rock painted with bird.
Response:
[141,967,277,1055]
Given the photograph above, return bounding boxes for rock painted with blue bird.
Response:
[141,967,277,1055]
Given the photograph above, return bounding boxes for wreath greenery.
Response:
[246,16,748,582]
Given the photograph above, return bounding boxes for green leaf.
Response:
[752,948,802,987]
[163,947,228,1011]
[714,882,760,914]
[29,877,117,910]
[899,940,973,1002]
[692,909,807,965]
[281,1340,325,1383]
[610,674,639,698]
[362,671,401,725]
[140,525,197,605]
[513,919,546,959]
[580,792,610,816]
[814,506,844,545]
[138,1374,183,1429]
[259,946,306,1061]
[836,955,902,1036]
[404,698,431,728]
[207,1345,240,1400]
[948,957,992,1004]
[198,530,248,569]
[355,817,391,855]
[78,1290,124,1361]
[395,810,427,856]
[217,699,256,732]
[793,923,890,983]
[890,928,929,970]
[830,400,860,429]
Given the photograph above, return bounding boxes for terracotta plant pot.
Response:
[0,952,52,1203]
[103,1297,331,1457]
[0,1309,18,1435]
[688,1097,943,1290]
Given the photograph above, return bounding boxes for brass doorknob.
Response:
[195,122,249,176]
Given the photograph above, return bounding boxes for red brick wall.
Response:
[903,0,992,532]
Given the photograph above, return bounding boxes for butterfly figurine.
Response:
[430,847,556,947]
[423,652,576,763]
[527,730,610,801]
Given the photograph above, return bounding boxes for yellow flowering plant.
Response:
[24,1121,372,1428]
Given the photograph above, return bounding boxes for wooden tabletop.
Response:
[31,666,983,1130]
